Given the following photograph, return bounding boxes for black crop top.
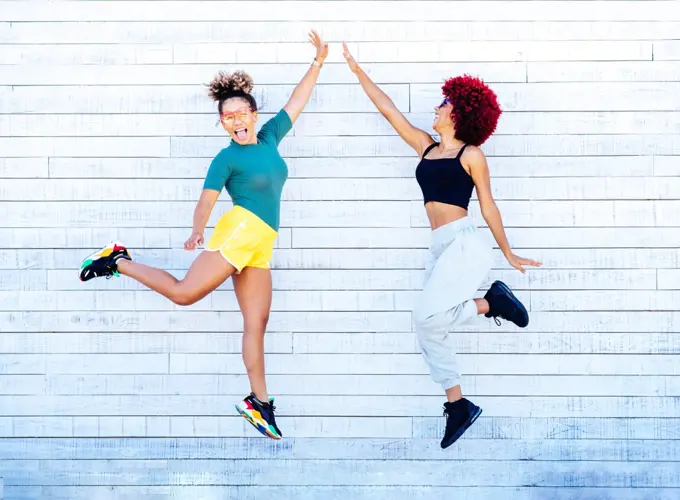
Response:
[415,142,474,210]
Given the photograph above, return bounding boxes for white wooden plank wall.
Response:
[1,1,679,499]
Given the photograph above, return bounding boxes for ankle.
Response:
[114,257,130,272]
[475,298,490,315]
[252,392,269,404]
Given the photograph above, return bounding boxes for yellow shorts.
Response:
[205,206,277,273]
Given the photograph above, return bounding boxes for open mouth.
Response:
[235,127,248,141]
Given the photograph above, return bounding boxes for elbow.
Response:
[480,203,499,222]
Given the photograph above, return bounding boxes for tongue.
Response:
[236,129,248,140]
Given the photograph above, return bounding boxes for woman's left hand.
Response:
[309,29,328,63]
[506,252,542,274]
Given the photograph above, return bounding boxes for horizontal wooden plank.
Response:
[0,158,47,178]
[411,82,680,111]
[38,374,678,397]
[297,111,680,136]
[415,415,680,440]
[532,290,680,311]
[3,199,673,229]
[0,44,173,65]
[291,227,680,248]
[4,177,680,201]
[172,134,680,158]
[1,226,678,250]
[0,332,292,354]
[9,111,674,137]
[0,416,412,439]
[50,269,658,292]
[2,415,680,440]
[7,83,680,116]
[4,247,680,271]
[0,63,524,86]
[655,155,680,176]
[4,353,677,376]
[658,270,680,290]
[0,354,169,375]
[0,112,251,137]
[4,394,675,418]
[655,41,680,60]
[0,311,412,333]
[2,458,680,487]
[0,376,45,395]
[529,61,680,82]
[3,331,677,356]
[45,155,656,179]
[358,41,652,62]
[15,286,675,314]
[0,227,299,249]
[0,289,414,312]
[2,1,677,22]
[8,486,680,500]
[7,486,680,500]
[3,21,680,44]
[293,332,680,355]
[3,437,679,461]
[168,353,680,375]
[0,271,46,291]
[0,84,409,114]
[174,41,353,64]
[0,201,412,229]
[0,137,170,158]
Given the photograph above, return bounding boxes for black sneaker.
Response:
[235,393,282,440]
[79,241,132,282]
[484,280,529,328]
[440,398,482,449]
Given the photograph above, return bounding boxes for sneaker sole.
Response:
[441,407,482,449]
[235,404,281,440]
[494,281,529,328]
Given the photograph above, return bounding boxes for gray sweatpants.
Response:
[412,216,494,390]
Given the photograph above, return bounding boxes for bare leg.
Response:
[233,266,273,402]
[117,251,235,306]
[445,385,463,403]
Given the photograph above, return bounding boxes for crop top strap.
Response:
[455,144,468,160]
[421,142,438,159]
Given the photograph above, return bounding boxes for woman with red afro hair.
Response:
[344,43,541,449]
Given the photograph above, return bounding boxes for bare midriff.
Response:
[424,201,468,230]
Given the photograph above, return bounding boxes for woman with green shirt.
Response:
[78,30,329,440]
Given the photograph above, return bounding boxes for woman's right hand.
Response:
[343,41,359,73]
[184,231,204,251]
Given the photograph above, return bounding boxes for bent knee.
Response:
[169,287,201,307]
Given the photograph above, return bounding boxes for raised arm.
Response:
[343,42,433,157]
[282,29,329,123]
[468,146,542,274]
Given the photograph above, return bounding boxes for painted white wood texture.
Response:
[1,1,678,498]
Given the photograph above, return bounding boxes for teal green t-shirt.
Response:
[203,109,293,231]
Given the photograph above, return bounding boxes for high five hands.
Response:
[308,29,328,64]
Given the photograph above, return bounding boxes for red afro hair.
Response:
[441,74,502,146]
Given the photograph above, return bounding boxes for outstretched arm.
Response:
[468,147,542,274]
[343,42,433,157]
[283,29,328,123]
